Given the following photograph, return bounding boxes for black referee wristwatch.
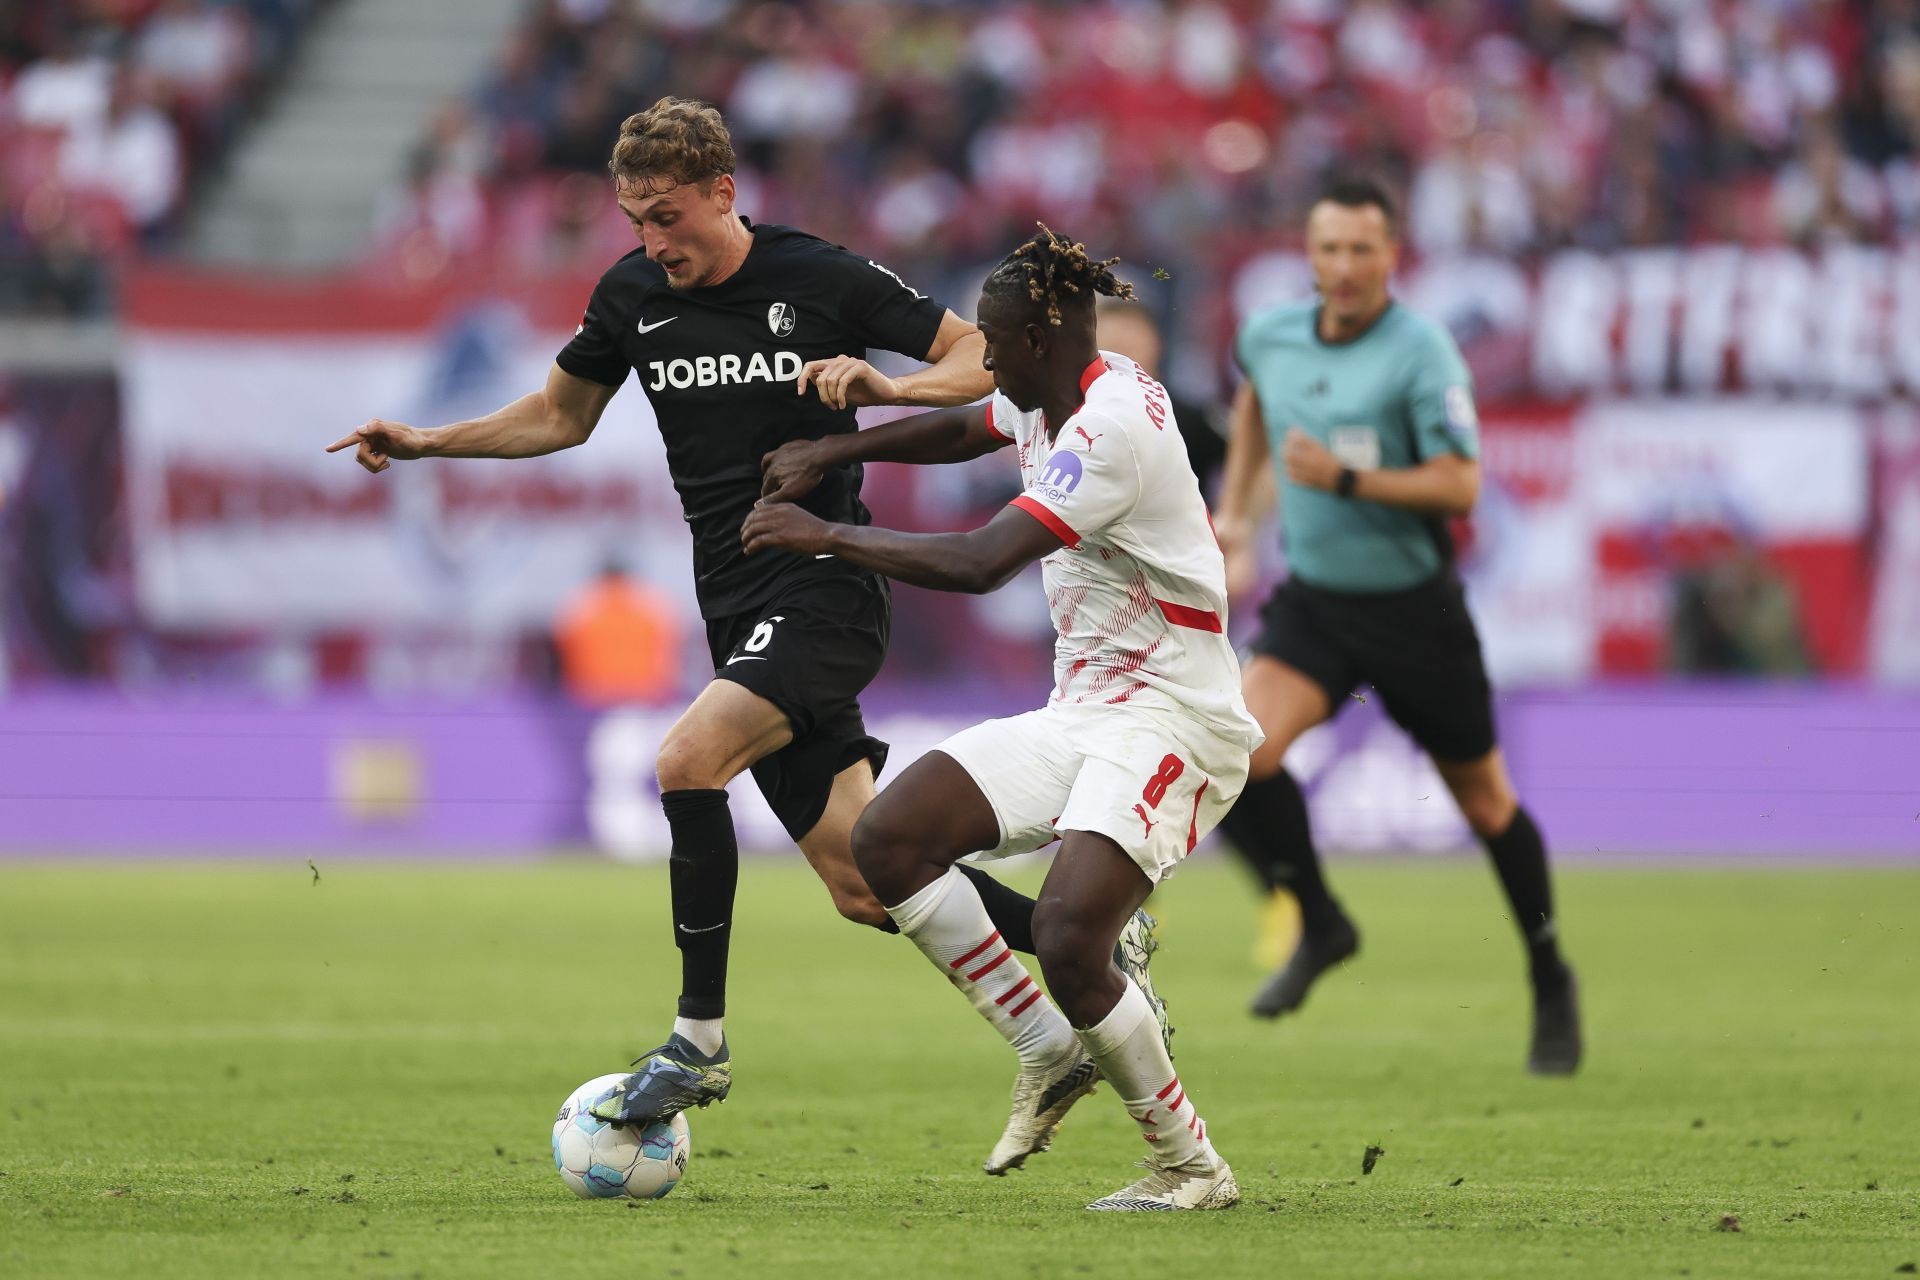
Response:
[1335,466,1359,498]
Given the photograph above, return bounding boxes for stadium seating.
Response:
[389,0,1908,282]
[0,0,324,315]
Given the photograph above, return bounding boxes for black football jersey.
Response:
[557,219,949,619]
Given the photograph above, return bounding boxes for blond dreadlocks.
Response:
[983,224,1136,327]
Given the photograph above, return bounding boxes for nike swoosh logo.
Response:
[636,317,677,334]
[725,655,766,665]
[678,921,727,934]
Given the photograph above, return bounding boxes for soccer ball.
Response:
[551,1073,691,1200]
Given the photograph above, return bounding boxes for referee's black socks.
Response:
[1217,769,1347,934]
[661,788,738,1021]
[1481,805,1569,996]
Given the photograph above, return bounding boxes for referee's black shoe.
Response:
[1249,913,1360,1018]
[1527,968,1583,1075]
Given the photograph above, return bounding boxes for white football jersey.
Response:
[988,352,1261,749]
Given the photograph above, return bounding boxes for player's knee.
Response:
[818,856,892,927]
[849,804,913,897]
[1031,901,1104,1002]
[832,885,892,930]
[655,733,724,792]
[1247,738,1290,782]
[1456,783,1517,838]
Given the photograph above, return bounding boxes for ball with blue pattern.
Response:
[551,1073,691,1200]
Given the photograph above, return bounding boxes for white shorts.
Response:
[936,701,1251,886]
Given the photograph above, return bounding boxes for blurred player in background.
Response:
[1095,299,1228,498]
[1098,297,1303,962]
[325,98,1122,1125]
[551,559,683,707]
[744,228,1259,1211]
[1213,177,1582,1074]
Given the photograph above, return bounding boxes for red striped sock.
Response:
[1078,979,1208,1166]
[887,867,1076,1068]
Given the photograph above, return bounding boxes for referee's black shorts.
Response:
[707,571,891,841]
[1250,571,1497,763]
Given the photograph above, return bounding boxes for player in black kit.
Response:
[326,100,1164,1125]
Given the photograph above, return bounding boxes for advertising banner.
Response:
[121,272,696,630]
[2,686,1912,858]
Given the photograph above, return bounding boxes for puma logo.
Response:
[1072,425,1102,449]
[1132,803,1158,838]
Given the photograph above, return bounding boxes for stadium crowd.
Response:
[0,0,321,315]
[380,0,1917,288]
[8,1,1918,317]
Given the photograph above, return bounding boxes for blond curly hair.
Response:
[608,97,736,196]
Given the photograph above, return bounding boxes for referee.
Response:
[327,98,1049,1120]
[1213,176,1581,1074]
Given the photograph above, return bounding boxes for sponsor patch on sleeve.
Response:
[1444,384,1479,436]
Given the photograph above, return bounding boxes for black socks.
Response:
[956,862,1038,955]
[661,788,738,1020]
[1217,769,1346,933]
[1219,769,1567,996]
[1482,805,1568,994]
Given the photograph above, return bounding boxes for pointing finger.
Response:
[325,430,365,453]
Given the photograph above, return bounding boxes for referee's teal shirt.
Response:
[1236,300,1480,593]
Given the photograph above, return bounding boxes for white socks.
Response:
[672,1016,725,1058]
[1078,978,1208,1167]
[888,867,1077,1069]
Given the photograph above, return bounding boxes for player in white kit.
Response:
[742,227,1262,1211]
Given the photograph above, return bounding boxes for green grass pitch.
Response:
[2,856,1916,1278]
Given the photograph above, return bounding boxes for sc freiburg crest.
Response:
[768,302,795,337]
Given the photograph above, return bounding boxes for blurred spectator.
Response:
[0,0,325,315]
[1774,119,1886,244]
[1670,544,1813,676]
[59,68,181,235]
[136,0,250,105]
[1096,298,1227,497]
[552,562,684,708]
[11,28,112,131]
[374,143,486,278]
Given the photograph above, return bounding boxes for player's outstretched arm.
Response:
[325,363,617,472]
[797,312,993,411]
[1282,427,1479,517]
[741,502,1061,595]
[760,407,1001,503]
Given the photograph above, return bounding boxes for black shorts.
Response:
[1251,572,1496,762]
[708,572,891,841]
